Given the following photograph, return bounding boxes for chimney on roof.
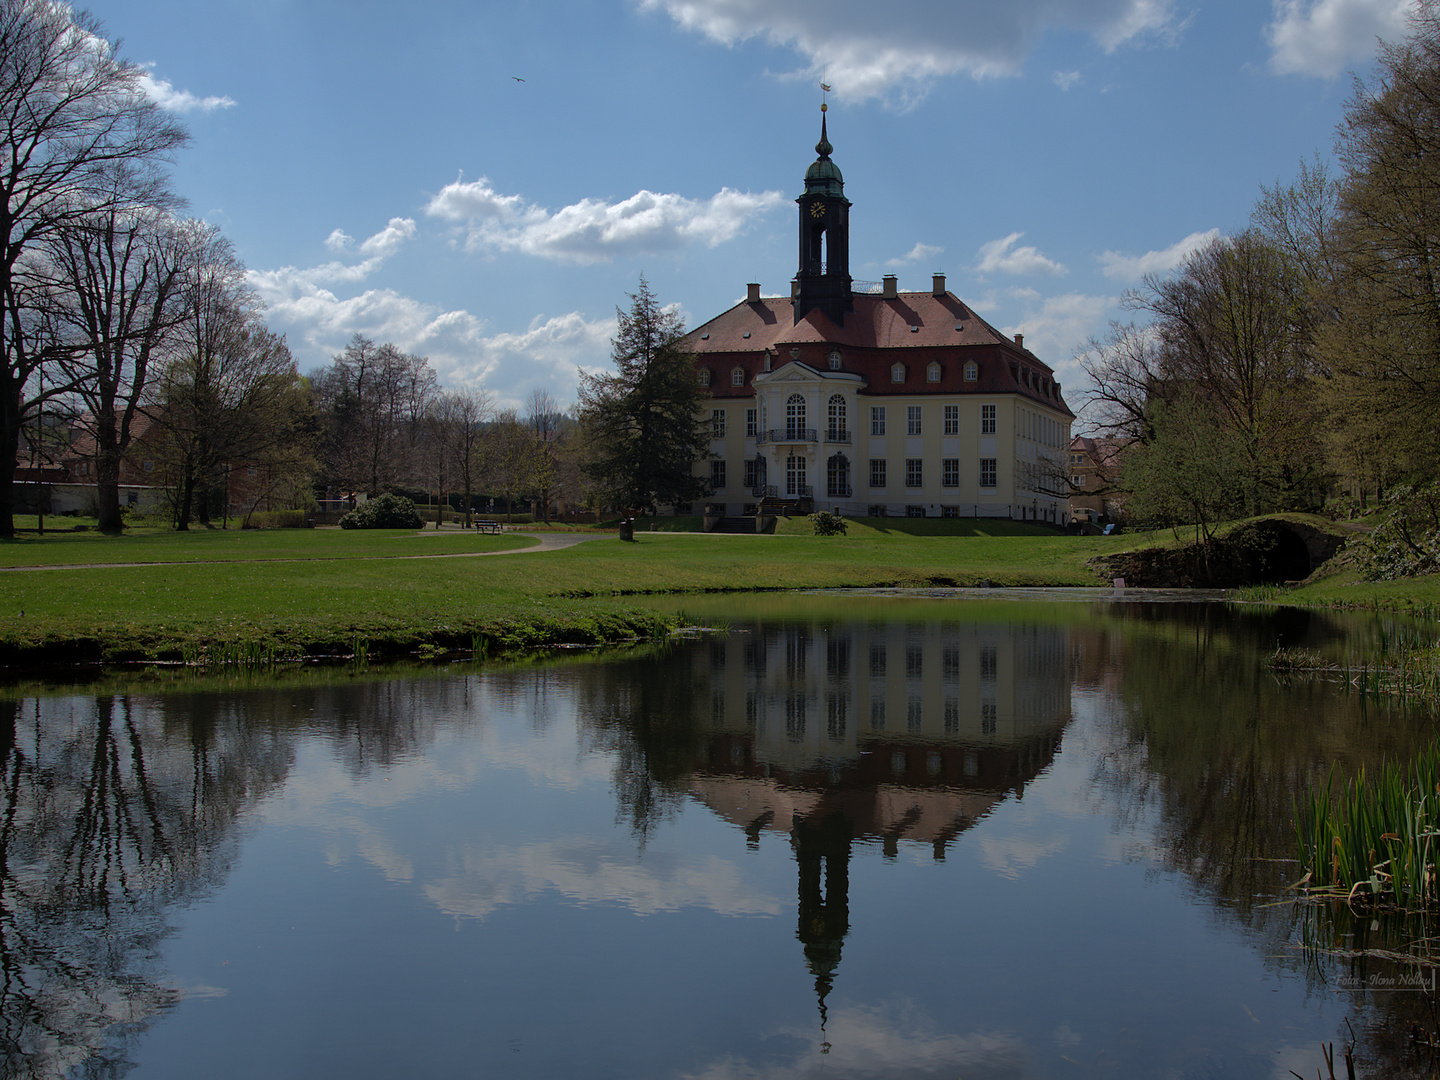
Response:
[1013,333,1024,348]
[747,282,761,303]
[882,275,898,299]
[932,273,946,296]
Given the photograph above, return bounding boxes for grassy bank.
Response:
[0,521,1139,665]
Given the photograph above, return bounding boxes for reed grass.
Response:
[1296,748,1440,907]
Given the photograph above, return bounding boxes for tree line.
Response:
[0,0,618,534]
[308,334,583,525]
[0,0,309,535]
[1079,0,1440,546]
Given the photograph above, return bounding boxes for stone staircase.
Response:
[710,516,757,534]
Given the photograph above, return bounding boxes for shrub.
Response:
[1355,484,1440,580]
[338,493,425,530]
[810,510,847,536]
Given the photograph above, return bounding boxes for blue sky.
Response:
[113,0,1413,423]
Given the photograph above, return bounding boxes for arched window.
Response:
[964,361,978,382]
[698,367,711,387]
[927,362,941,383]
[786,393,807,439]
[827,453,850,498]
[891,363,906,384]
[731,366,744,386]
[827,394,847,440]
[828,350,842,371]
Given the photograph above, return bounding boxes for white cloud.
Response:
[424,839,782,921]
[885,242,944,268]
[137,70,236,113]
[975,233,1067,276]
[324,229,354,253]
[251,259,613,409]
[679,1002,1027,1080]
[1097,228,1220,281]
[642,0,1180,102]
[425,176,785,264]
[358,217,417,258]
[1267,0,1415,77]
[1053,69,1084,90]
[1002,289,1118,393]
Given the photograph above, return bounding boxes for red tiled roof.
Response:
[684,291,1073,416]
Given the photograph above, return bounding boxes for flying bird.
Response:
[512,76,525,82]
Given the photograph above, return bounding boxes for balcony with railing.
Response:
[824,428,851,444]
[756,428,818,445]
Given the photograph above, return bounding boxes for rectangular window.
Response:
[981,404,997,434]
[711,408,726,438]
[941,505,959,518]
[906,504,925,517]
[745,408,757,437]
[871,406,886,435]
[906,697,923,734]
[981,701,997,735]
[710,460,726,490]
[980,458,997,487]
[906,406,922,435]
[743,460,757,489]
[1072,474,1084,488]
[905,459,922,487]
[944,404,959,435]
[869,459,886,487]
[942,459,959,487]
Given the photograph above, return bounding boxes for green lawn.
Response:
[0,525,1139,663]
[0,524,532,565]
[4,516,1431,667]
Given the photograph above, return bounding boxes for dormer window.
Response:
[891,363,905,384]
[698,367,712,387]
[964,362,978,382]
[926,362,941,383]
[828,350,842,370]
[731,366,744,386]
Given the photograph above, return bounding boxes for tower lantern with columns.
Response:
[793,105,852,328]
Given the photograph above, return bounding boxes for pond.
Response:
[3,594,1436,1079]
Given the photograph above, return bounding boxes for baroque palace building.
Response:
[683,110,1075,521]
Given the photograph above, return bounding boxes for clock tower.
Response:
[794,108,853,327]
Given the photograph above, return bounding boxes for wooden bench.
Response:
[474,520,503,534]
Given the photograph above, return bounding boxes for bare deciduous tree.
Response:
[0,0,188,536]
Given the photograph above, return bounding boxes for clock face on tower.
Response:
[809,201,826,219]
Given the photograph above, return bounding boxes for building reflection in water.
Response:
[655,619,1072,1041]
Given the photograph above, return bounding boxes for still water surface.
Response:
[4,595,1434,1079]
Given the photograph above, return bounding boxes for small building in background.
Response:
[1067,435,1130,526]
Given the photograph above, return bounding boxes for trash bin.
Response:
[619,518,634,542]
